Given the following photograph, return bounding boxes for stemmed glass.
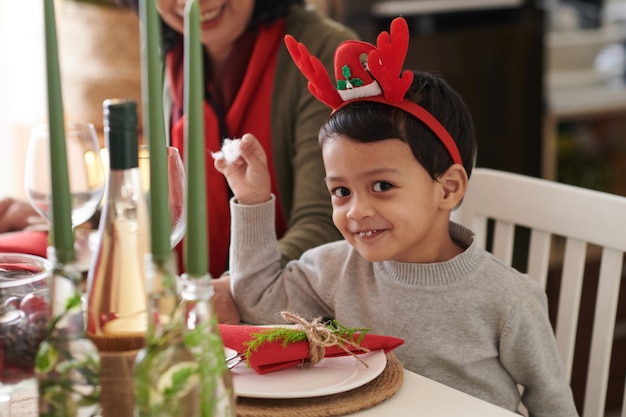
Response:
[98,145,186,249]
[24,122,106,231]
[137,145,187,248]
[0,253,52,415]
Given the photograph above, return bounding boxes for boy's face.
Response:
[323,135,453,263]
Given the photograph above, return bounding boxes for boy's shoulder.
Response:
[474,246,547,302]
[451,222,540,293]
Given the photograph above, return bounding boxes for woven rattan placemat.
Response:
[236,352,404,417]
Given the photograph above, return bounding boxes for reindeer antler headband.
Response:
[284,17,462,165]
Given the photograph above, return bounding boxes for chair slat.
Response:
[554,238,587,382]
[583,248,623,417]
[492,220,514,267]
[460,169,626,252]
[469,214,488,249]
[526,229,551,288]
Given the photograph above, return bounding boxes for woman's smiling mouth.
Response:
[201,5,224,23]
[177,4,225,22]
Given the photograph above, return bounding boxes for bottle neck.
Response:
[47,248,87,339]
[179,273,215,302]
[178,274,216,329]
[100,167,147,226]
[145,254,180,340]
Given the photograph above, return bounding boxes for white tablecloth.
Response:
[350,369,520,416]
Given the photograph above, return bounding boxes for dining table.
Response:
[231,349,521,417]
[7,358,520,417]
[8,371,520,417]
[347,368,520,416]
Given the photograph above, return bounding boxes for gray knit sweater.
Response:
[229,197,579,417]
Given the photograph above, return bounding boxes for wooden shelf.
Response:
[371,0,523,16]
[543,78,626,180]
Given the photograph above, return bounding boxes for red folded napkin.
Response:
[0,230,49,258]
[218,324,404,375]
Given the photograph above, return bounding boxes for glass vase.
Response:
[134,257,235,417]
[36,247,100,417]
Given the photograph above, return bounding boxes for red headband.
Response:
[284,17,462,166]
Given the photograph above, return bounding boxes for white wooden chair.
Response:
[454,167,626,417]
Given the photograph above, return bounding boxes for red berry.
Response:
[19,294,48,316]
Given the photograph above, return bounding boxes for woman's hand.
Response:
[213,133,272,205]
[212,275,241,324]
[0,197,46,233]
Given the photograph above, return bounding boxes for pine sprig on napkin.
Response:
[243,312,371,367]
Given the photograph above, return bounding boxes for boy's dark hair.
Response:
[122,0,305,54]
[319,71,477,180]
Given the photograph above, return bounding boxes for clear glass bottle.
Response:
[134,267,236,417]
[86,99,150,417]
[36,247,100,417]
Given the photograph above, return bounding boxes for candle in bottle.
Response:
[184,0,209,276]
[43,0,74,262]
[138,0,171,262]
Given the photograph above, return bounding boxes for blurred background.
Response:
[331,0,626,197]
[3,0,626,198]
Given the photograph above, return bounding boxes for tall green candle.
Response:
[184,0,208,276]
[43,0,74,263]
[139,0,171,262]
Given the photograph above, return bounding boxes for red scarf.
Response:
[166,21,287,277]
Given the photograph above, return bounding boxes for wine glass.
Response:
[137,145,187,248]
[24,122,106,230]
[0,253,52,415]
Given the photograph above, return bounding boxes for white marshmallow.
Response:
[211,138,242,164]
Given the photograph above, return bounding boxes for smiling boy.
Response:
[214,17,578,417]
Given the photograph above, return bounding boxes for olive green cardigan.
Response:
[270,6,357,263]
[164,6,357,265]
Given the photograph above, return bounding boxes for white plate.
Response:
[229,349,387,399]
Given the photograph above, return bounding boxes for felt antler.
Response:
[286,18,413,109]
[368,17,414,103]
[284,35,343,109]
[284,17,463,166]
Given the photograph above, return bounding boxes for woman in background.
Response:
[128,0,357,322]
[0,1,356,323]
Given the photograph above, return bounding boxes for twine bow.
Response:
[280,311,370,368]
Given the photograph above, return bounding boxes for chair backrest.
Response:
[454,167,626,417]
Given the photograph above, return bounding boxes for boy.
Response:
[214,17,578,417]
